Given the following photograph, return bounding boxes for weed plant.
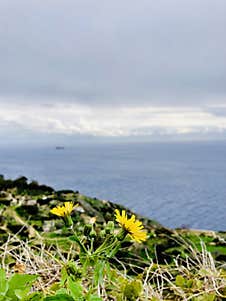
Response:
[0,201,225,300]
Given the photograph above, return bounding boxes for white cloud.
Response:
[1,99,226,137]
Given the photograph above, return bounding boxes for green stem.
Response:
[71,229,88,254]
[93,234,114,255]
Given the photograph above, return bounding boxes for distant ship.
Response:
[55,146,65,150]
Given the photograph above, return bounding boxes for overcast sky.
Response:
[0,0,226,141]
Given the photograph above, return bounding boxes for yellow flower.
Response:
[50,202,78,217]
[115,209,147,243]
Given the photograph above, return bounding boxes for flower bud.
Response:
[100,230,106,237]
[89,229,97,238]
[105,221,114,234]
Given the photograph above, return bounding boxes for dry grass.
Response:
[0,229,74,292]
[142,240,226,300]
[0,229,225,300]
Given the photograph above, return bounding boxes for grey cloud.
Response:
[206,106,226,117]
[0,0,226,106]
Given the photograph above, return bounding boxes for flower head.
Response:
[50,202,77,217]
[115,209,147,243]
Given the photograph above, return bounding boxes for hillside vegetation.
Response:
[0,175,225,300]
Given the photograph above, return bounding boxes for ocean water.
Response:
[0,141,225,231]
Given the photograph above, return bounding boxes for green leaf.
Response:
[8,274,38,290]
[0,269,8,296]
[175,275,185,287]
[186,279,193,288]
[93,261,105,286]
[7,274,38,299]
[22,292,44,301]
[86,295,102,301]
[193,279,203,290]
[15,288,30,300]
[0,296,11,301]
[68,277,83,300]
[60,266,67,286]
[44,294,75,301]
[193,293,216,301]
[55,288,67,295]
[68,236,79,243]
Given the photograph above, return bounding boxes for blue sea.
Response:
[0,141,225,231]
